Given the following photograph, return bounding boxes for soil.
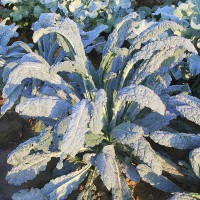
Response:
[135,0,180,8]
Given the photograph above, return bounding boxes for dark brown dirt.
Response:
[133,181,171,200]
[135,0,180,8]
[0,112,31,148]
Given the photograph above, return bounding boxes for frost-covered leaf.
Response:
[0,19,18,51]
[7,152,60,186]
[121,162,140,182]
[82,153,96,165]
[153,5,189,27]
[131,137,163,175]
[33,17,87,68]
[169,94,200,126]
[3,62,79,102]
[112,85,166,126]
[163,84,191,95]
[111,175,132,200]
[42,165,91,200]
[96,145,118,190]
[89,89,107,135]
[32,13,61,31]
[96,145,132,199]
[12,188,46,200]
[189,148,200,178]
[61,99,91,157]
[81,24,108,47]
[50,60,88,77]
[150,131,200,150]
[131,46,186,85]
[134,111,176,132]
[128,36,196,70]
[129,21,186,50]
[12,165,91,200]
[136,164,182,193]
[111,122,147,145]
[7,127,53,166]
[131,44,187,85]
[103,12,139,56]
[1,84,24,115]
[15,96,71,119]
[144,68,172,95]
[121,36,196,88]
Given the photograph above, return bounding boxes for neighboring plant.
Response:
[0,0,135,49]
[38,0,134,31]
[0,0,49,22]
[2,13,200,200]
[144,0,200,46]
[0,0,134,29]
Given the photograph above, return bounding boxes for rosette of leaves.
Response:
[2,13,200,199]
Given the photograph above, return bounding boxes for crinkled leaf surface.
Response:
[6,152,59,186]
[113,85,166,123]
[169,94,200,126]
[150,131,200,150]
[135,111,176,132]
[89,89,107,135]
[3,62,78,102]
[61,99,91,157]
[12,188,46,200]
[130,20,186,50]
[15,96,72,119]
[7,127,53,165]
[111,122,147,145]
[96,145,118,190]
[121,162,140,183]
[136,164,182,193]
[42,165,91,200]
[131,137,163,175]
[96,145,132,199]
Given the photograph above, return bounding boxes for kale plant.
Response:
[2,12,200,200]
